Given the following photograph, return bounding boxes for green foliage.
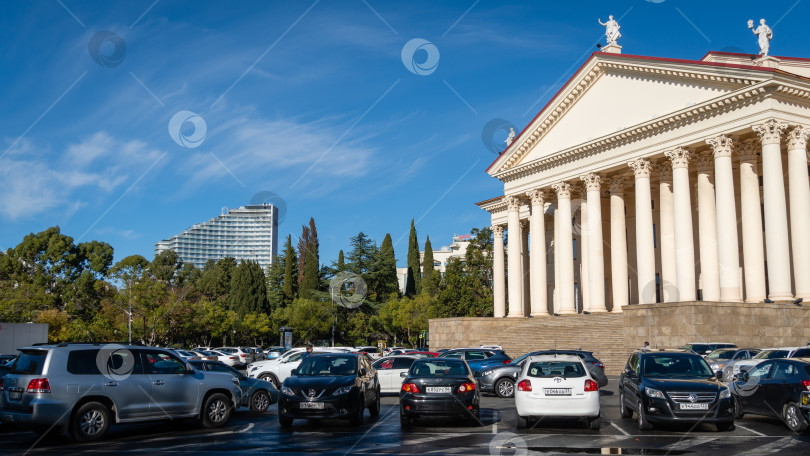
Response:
[150,250,182,284]
[346,232,376,275]
[421,236,437,297]
[228,260,268,317]
[282,235,297,304]
[405,220,420,297]
[300,220,321,299]
[367,233,399,301]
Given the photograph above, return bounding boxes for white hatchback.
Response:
[514,354,601,429]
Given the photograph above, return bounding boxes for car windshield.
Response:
[642,356,713,377]
[706,350,735,360]
[755,350,790,359]
[11,350,47,375]
[526,360,586,378]
[296,356,356,376]
[410,360,468,377]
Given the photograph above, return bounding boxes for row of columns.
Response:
[491,119,810,317]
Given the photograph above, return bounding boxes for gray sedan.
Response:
[190,361,279,412]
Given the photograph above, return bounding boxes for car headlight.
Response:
[333,385,353,396]
[281,386,295,396]
[719,388,731,399]
[645,388,665,399]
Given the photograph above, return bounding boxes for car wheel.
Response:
[733,396,744,419]
[400,412,412,428]
[784,402,809,433]
[279,415,293,427]
[637,400,653,430]
[495,378,515,398]
[619,390,632,418]
[588,415,601,430]
[260,374,279,389]
[349,396,364,426]
[516,414,528,429]
[716,421,735,432]
[369,388,381,416]
[200,393,232,428]
[250,390,271,413]
[70,402,111,442]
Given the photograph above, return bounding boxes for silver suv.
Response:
[0,343,242,441]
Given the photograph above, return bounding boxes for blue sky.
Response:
[1,0,809,268]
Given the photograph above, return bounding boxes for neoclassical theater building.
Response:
[476,47,810,319]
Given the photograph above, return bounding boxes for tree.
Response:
[151,250,182,284]
[368,233,399,301]
[297,225,310,286]
[346,232,376,275]
[336,250,345,272]
[228,260,268,317]
[282,235,297,303]
[300,241,320,299]
[421,235,437,296]
[405,220,421,297]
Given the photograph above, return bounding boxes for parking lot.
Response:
[1,376,808,455]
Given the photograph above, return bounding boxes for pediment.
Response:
[489,54,769,175]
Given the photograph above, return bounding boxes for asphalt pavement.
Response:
[1,376,809,455]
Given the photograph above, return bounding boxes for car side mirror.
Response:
[359,368,367,376]
[735,372,748,382]
[715,371,723,379]
[290,369,296,376]
[625,369,637,379]
[400,372,408,378]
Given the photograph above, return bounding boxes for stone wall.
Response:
[429,302,810,375]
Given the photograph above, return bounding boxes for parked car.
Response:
[247,347,344,388]
[264,347,285,359]
[399,357,479,427]
[476,351,537,398]
[172,349,202,362]
[354,346,383,360]
[514,354,601,429]
[730,358,810,432]
[0,355,16,365]
[190,350,219,362]
[190,360,278,413]
[618,350,734,431]
[441,348,512,374]
[725,347,810,381]
[277,352,380,426]
[0,343,241,441]
[215,347,252,367]
[407,351,440,359]
[703,348,759,377]
[248,347,265,361]
[681,342,737,356]
[372,356,419,393]
[203,349,240,367]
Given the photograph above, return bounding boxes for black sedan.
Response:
[731,358,810,432]
[278,353,380,427]
[618,351,734,431]
[399,358,480,427]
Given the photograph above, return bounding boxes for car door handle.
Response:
[104,381,118,387]
[153,380,165,386]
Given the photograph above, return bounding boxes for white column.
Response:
[492,225,506,317]
[575,184,590,312]
[754,120,793,301]
[526,189,548,316]
[666,147,697,301]
[552,182,576,314]
[553,199,560,314]
[787,126,810,300]
[738,139,767,302]
[656,162,677,301]
[609,177,628,311]
[695,152,720,301]
[582,173,607,312]
[628,159,656,304]
[506,195,524,316]
[707,135,742,301]
[521,221,530,316]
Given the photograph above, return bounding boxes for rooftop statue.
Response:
[505,128,516,147]
[748,18,773,56]
[598,15,621,46]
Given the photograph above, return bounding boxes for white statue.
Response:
[505,127,516,147]
[748,18,773,56]
[598,15,621,45]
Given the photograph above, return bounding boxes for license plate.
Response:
[680,403,709,410]
[300,402,324,410]
[426,386,452,394]
[544,388,572,396]
[9,391,21,400]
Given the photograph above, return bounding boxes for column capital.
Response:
[580,172,603,191]
[609,176,625,195]
[737,138,759,163]
[787,125,810,151]
[665,147,691,169]
[753,119,788,145]
[628,158,653,178]
[706,134,734,158]
[505,195,522,211]
[551,181,572,199]
[491,225,504,236]
[655,162,673,180]
[694,151,715,174]
[525,189,546,206]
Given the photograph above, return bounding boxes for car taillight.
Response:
[457,382,476,393]
[517,379,532,392]
[0,377,4,391]
[401,383,420,393]
[801,380,810,391]
[584,379,598,392]
[593,362,605,370]
[27,378,51,393]
[230,356,237,360]
[240,354,246,358]
[502,360,511,364]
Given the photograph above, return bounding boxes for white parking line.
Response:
[735,423,767,437]
[610,421,631,436]
[734,437,799,455]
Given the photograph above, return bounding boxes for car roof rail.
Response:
[52,341,146,347]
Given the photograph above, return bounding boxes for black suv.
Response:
[618,351,734,431]
[731,358,810,432]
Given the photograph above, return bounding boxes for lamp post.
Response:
[128,278,133,344]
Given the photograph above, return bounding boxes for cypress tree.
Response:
[282,235,297,303]
[374,233,399,299]
[405,219,421,297]
[297,225,310,286]
[421,235,437,296]
[301,241,320,298]
[337,250,345,272]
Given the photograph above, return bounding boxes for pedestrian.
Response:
[300,344,314,361]
[643,341,650,353]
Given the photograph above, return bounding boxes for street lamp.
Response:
[128,278,133,344]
